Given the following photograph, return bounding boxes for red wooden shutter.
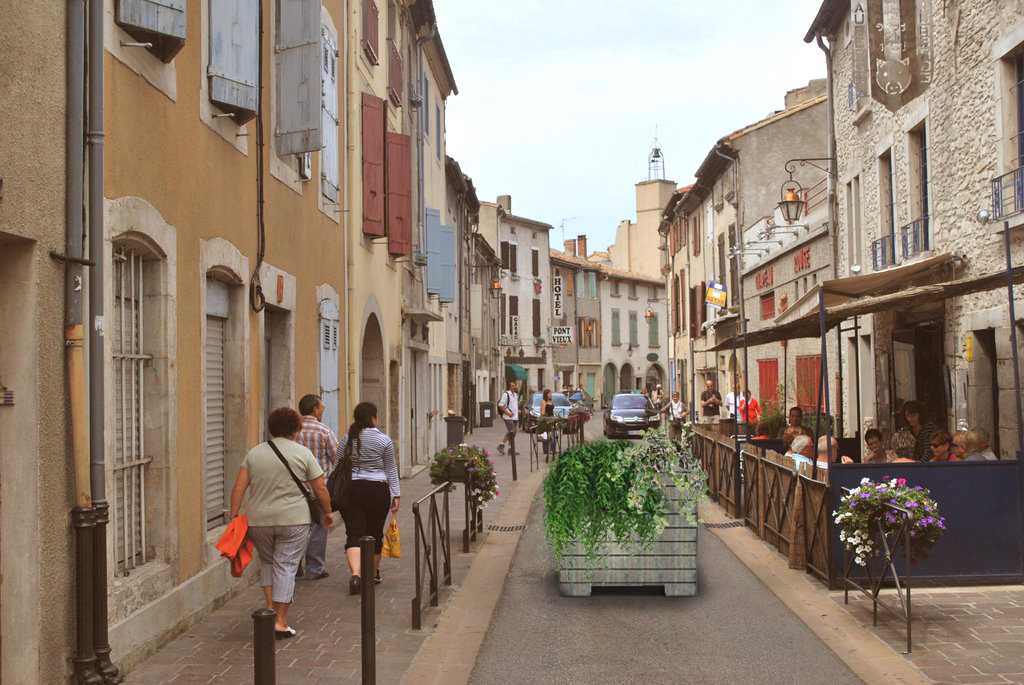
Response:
[796,355,822,412]
[757,359,779,407]
[672,275,680,334]
[361,93,386,237]
[386,131,412,256]
[760,292,775,320]
[698,281,707,335]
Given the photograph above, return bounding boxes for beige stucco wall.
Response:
[608,180,676,278]
[0,3,74,681]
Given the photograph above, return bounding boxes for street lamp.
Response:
[489,278,501,299]
[644,307,655,322]
[777,157,835,224]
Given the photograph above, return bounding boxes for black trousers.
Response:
[341,480,391,553]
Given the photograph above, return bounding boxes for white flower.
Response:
[860,477,871,486]
[839,531,846,541]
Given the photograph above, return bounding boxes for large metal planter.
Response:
[558,484,698,597]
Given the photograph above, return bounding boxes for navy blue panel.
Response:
[828,461,1023,583]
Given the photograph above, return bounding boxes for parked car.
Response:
[527,392,572,421]
[603,393,660,439]
[566,388,594,412]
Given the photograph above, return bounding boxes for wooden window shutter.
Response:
[688,286,697,339]
[208,0,258,121]
[532,299,541,338]
[500,294,506,334]
[500,241,510,269]
[438,223,457,303]
[361,93,386,236]
[672,275,680,334]
[509,244,518,273]
[531,249,539,277]
[760,292,775,320]
[757,359,779,406]
[361,0,380,65]
[320,24,340,202]
[796,355,822,411]
[425,208,442,293]
[386,132,412,256]
[116,0,186,62]
[275,0,322,155]
[509,295,519,316]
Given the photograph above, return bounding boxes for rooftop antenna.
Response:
[560,216,581,247]
[648,126,665,181]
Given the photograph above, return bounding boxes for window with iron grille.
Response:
[112,247,155,573]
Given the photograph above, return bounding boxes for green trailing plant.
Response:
[542,424,709,572]
[833,476,945,566]
[429,444,499,506]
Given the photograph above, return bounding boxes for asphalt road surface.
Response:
[469,476,864,684]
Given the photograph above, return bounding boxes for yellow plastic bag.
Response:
[382,516,401,558]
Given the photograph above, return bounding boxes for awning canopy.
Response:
[711,264,1024,351]
[505,363,528,381]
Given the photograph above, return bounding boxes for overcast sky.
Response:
[438,0,828,254]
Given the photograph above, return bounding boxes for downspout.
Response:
[817,33,840,281]
[65,0,101,682]
[415,27,436,288]
[87,0,120,679]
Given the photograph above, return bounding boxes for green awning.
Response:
[505,363,528,381]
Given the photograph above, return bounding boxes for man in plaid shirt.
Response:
[297,394,339,580]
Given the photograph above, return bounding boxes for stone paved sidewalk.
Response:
[124,419,553,684]
[831,587,1024,685]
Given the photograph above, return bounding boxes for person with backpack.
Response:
[335,402,399,595]
[497,380,519,455]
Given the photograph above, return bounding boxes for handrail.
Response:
[411,482,452,630]
[840,487,914,653]
[899,216,929,258]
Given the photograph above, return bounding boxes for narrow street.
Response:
[469,492,864,684]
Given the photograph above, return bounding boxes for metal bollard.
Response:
[252,608,276,685]
[509,437,518,482]
[360,535,376,685]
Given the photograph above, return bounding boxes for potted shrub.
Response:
[543,425,708,596]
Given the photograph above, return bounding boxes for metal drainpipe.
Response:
[87,0,121,680]
[66,0,102,682]
[816,33,840,281]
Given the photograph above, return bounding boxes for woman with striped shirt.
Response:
[336,402,400,595]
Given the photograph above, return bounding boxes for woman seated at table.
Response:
[863,428,895,463]
[890,429,917,462]
[752,421,773,440]
[782,426,804,453]
[929,430,960,462]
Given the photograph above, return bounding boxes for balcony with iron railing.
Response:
[871,234,896,271]
[387,39,402,107]
[899,217,930,259]
[802,176,828,216]
[992,166,1024,220]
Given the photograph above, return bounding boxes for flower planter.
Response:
[558,484,698,597]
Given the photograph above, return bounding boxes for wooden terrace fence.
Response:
[693,425,833,587]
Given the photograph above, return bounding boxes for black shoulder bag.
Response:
[327,439,353,512]
[267,440,324,523]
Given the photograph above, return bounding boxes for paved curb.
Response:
[701,501,932,685]
[400,461,548,684]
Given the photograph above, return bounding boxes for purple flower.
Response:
[905,501,918,508]
[861,493,870,499]
[914,486,923,491]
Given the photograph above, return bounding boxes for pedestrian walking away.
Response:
[497,380,519,456]
[229,407,334,639]
[296,393,340,581]
[336,402,400,595]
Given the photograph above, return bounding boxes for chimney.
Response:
[576,234,587,259]
[496,194,512,212]
[563,239,576,256]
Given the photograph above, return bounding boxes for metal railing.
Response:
[992,166,1024,220]
[899,217,929,258]
[871,234,896,271]
[803,176,828,215]
[841,490,914,653]
[411,483,452,630]
[462,471,483,553]
[800,475,833,586]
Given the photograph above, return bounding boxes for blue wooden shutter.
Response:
[276,0,322,155]
[208,0,258,120]
[438,223,457,303]
[648,313,658,347]
[611,310,620,345]
[425,208,442,295]
[320,23,340,201]
[116,0,186,62]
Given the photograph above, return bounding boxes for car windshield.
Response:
[531,393,571,408]
[612,395,649,410]
[568,391,583,401]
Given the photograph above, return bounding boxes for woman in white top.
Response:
[336,402,400,595]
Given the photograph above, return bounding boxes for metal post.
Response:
[72,509,102,685]
[854,316,862,442]
[252,608,276,685]
[1004,223,1024,576]
[360,536,376,685]
[509,436,518,481]
[93,502,122,683]
[837,324,844,438]
[821,288,833,465]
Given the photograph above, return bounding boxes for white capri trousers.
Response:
[248,524,310,603]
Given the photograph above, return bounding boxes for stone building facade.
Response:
[807,0,1024,453]
[551,239,603,398]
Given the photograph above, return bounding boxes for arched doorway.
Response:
[619,362,633,393]
[645,363,664,391]
[602,362,617,408]
[360,314,386,420]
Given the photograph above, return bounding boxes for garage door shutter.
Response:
[205,315,227,529]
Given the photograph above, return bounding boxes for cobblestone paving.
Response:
[125,421,552,684]
[832,588,1024,685]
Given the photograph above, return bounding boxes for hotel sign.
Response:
[552,276,564,318]
[551,326,573,345]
